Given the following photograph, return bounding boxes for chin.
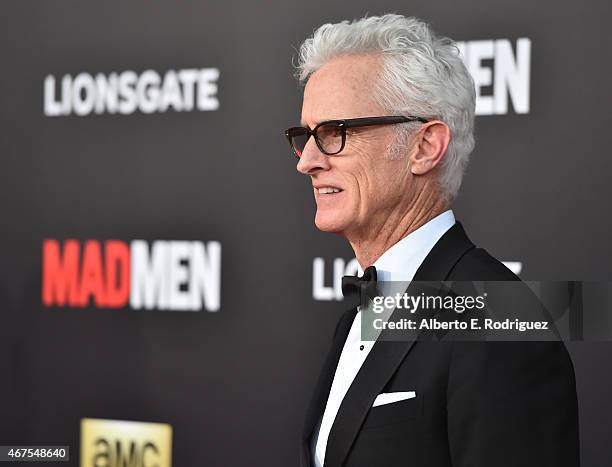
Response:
[314,211,350,234]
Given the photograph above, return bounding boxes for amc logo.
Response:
[80,418,172,467]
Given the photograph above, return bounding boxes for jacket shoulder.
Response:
[449,247,519,281]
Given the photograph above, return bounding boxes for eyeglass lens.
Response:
[290,122,343,157]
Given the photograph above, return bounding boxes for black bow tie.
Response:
[342,266,378,307]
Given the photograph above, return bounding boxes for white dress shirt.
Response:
[312,210,456,467]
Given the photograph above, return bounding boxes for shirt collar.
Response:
[357,210,456,282]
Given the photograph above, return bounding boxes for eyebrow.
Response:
[300,118,334,128]
[300,119,316,128]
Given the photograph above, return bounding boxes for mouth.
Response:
[314,186,344,195]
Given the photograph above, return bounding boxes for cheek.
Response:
[346,160,374,203]
[369,162,411,207]
[342,132,400,206]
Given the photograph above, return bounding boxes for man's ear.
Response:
[410,121,451,175]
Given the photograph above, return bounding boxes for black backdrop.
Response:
[1,1,611,465]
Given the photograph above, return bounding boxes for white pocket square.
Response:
[372,391,417,407]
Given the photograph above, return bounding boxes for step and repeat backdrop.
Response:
[1,1,610,465]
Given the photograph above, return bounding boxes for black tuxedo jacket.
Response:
[301,222,579,467]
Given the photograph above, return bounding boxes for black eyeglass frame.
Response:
[284,115,429,158]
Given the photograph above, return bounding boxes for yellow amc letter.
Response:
[80,418,172,467]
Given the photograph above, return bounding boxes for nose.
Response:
[296,137,331,175]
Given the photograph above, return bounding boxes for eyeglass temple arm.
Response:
[341,116,429,128]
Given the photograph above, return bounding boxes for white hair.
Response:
[296,14,476,201]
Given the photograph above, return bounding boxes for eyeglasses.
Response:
[284,115,428,158]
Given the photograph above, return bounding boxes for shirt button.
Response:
[359,345,364,351]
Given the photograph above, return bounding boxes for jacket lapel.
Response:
[323,222,475,467]
[301,306,358,467]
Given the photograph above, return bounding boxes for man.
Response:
[285,14,579,467]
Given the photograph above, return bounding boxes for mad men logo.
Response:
[457,38,531,115]
[44,68,219,116]
[80,418,172,467]
[312,257,522,301]
[42,239,221,311]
